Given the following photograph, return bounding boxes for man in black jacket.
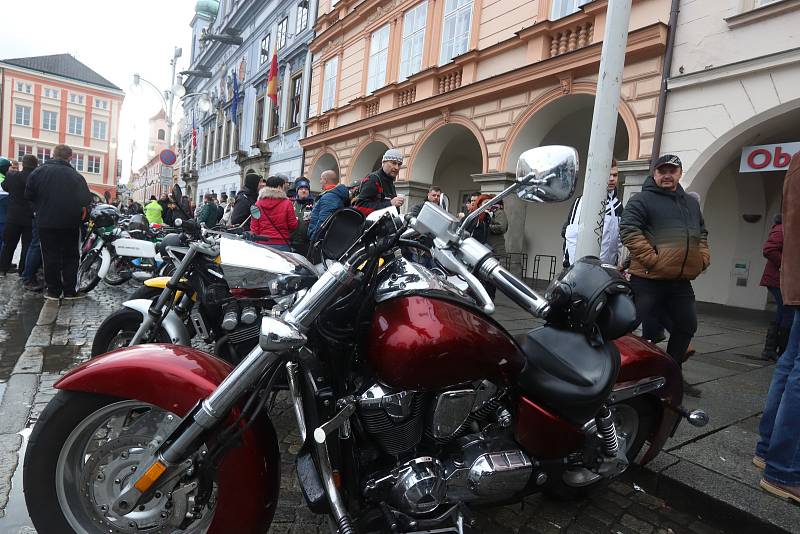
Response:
[25,144,92,300]
[230,172,266,227]
[0,154,37,275]
[354,149,405,215]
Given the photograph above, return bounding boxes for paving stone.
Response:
[0,434,23,512]
[620,513,655,534]
[11,347,43,375]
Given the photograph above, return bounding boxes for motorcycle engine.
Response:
[359,381,534,517]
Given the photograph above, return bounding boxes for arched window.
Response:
[158,129,166,140]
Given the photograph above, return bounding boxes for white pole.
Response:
[573,0,632,261]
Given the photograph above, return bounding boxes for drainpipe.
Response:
[299,0,320,143]
[649,0,681,174]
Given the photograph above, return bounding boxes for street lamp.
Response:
[132,47,183,146]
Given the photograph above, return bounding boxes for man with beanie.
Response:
[25,144,91,300]
[0,154,38,275]
[230,171,266,226]
[620,154,709,395]
[290,177,314,256]
[354,148,405,215]
[756,152,800,503]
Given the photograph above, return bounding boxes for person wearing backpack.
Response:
[308,170,350,241]
[353,149,405,215]
[251,176,297,252]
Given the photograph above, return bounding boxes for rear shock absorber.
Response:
[596,406,619,457]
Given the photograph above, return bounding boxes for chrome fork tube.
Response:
[286,362,307,442]
[161,345,279,463]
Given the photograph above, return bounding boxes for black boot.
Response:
[758,322,780,361]
[776,326,791,359]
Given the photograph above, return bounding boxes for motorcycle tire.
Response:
[103,256,133,286]
[76,250,103,293]
[91,308,172,357]
[24,391,211,533]
[543,397,656,500]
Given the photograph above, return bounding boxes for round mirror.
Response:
[516,146,579,203]
[250,204,262,220]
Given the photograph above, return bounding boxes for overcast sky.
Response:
[1,0,197,183]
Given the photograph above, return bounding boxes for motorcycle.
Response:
[78,209,171,292]
[90,220,309,364]
[23,146,707,534]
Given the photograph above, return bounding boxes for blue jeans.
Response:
[22,221,41,282]
[767,286,794,329]
[757,308,800,485]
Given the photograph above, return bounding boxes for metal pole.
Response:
[166,47,180,148]
[573,0,633,261]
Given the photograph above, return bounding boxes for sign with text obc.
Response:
[740,142,800,173]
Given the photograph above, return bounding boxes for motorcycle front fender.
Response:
[97,245,112,280]
[123,299,191,345]
[55,344,280,534]
[614,334,684,464]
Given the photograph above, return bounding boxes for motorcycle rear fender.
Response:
[97,246,112,279]
[123,299,191,346]
[613,334,684,464]
[55,344,280,534]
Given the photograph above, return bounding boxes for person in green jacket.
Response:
[197,193,219,227]
[143,195,164,224]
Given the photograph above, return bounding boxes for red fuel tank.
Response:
[366,295,525,390]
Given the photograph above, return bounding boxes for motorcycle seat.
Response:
[516,326,620,425]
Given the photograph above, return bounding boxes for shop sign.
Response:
[740,142,800,173]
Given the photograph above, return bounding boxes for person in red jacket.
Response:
[251,175,297,252]
[758,215,790,361]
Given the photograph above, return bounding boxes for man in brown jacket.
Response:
[620,155,710,370]
[755,152,800,503]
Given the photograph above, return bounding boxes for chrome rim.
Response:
[107,330,137,351]
[610,403,640,454]
[78,253,101,291]
[105,257,131,284]
[55,400,215,533]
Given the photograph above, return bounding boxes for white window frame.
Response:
[439,0,473,65]
[16,82,32,94]
[367,24,391,93]
[44,87,60,100]
[37,147,52,162]
[322,57,339,112]
[92,119,108,140]
[399,2,428,80]
[755,0,782,6]
[94,98,109,110]
[42,110,58,131]
[277,17,288,49]
[15,105,32,126]
[260,34,271,65]
[68,115,84,135]
[70,93,85,104]
[71,153,85,171]
[17,144,33,161]
[87,155,102,174]
[297,3,309,33]
[550,0,591,20]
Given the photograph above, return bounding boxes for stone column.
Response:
[617,159,651,205]
[471,172,526,255]
[394,180,432,215]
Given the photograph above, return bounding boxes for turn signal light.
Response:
[134,461,167,492]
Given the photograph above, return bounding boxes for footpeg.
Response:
[679,407,709,427]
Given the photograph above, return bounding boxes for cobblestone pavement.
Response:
[0,276,730,534]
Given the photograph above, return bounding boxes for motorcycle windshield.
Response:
[219,237,317,289]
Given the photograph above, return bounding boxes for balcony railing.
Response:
[396,86,416,107]
[549,22,594,58]
[365,100,380,117]
[436,69,462,95]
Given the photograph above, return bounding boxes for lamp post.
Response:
[132,47,185,146]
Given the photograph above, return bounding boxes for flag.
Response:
[231,69,239,125]
[191,109,197,148]
[267,45,278,106]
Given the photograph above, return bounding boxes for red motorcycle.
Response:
[23,146,707,534]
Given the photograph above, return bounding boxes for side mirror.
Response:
[516,146,578,203]
[250,204,262,220]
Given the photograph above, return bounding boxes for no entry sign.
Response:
[740,142,800,173]
[160,149,177,166]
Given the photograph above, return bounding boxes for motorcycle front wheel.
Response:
[91,308,172,357]
[23,391,215,533]
[77,250,103,293]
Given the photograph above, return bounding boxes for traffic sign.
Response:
[160,166,174,179]
[160,149,177,166]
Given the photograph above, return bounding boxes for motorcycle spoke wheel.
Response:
[77,252,102,293]
[54,399,214,533]
[104,257,132,286]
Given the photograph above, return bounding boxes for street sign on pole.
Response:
[574,0,633,262]
[160,166,173,188]
[160,149,177,166]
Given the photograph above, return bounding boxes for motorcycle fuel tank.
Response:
[367,295,524,390]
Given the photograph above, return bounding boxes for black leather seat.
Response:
[516,326,620,425]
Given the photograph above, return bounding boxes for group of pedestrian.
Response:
[0,145,92,300]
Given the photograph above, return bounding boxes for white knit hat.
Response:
[382,148,404,163]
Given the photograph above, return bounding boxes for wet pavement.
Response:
[0,274,775,533]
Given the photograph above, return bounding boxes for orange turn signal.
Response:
[133,461,167,493]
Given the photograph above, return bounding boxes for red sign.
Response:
[160,149,177,166]
[740,142,800,173]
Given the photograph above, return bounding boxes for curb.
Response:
[633,463,791,534]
